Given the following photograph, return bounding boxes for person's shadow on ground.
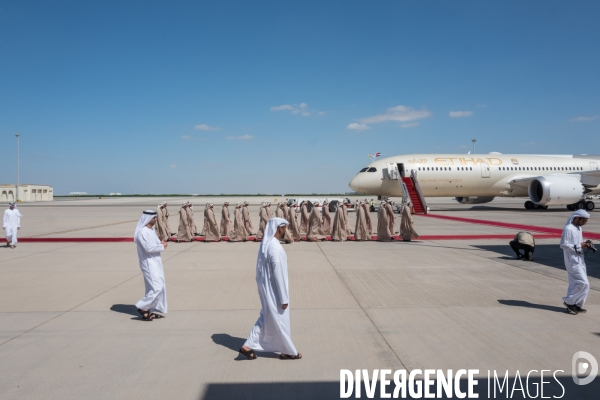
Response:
[110,304,144,321]
[497,300,568,313]
[211,333,280,360]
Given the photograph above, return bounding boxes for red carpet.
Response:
[421,213,600,239]
[18,213,597,243]
[19,233,561,242]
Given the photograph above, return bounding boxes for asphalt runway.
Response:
[1,196,599,399]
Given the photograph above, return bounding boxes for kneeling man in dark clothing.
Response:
[510,231,535,261]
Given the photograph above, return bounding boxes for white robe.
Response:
[560,223,590,307]
[3,209,21,246]
[244,238,297,355]
[135,227,168,313]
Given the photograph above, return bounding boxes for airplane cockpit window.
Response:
[367,167,377,172]
[359,168,368,173]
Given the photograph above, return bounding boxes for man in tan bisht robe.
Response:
[266,202,273,220]
[321,200,332,235]
[276,203,293,243]
[400,201,420,242]
[386,200,396,235]
[177,203,194,242]
[354,201,371,241]
[376,202,392,242]
[306,202,326,241]
[165,203,174,236]
[204,203,221,241]
[344,201,352,235]
[287,201,302,241]
[185,202,198,236]
[331,201,348,241]
[256,202,269,239]
[299,201,310,235]
[220,202,233,236]
[155,203,170,242]
[200,203,209,236]
[229,203,249,242]
[242,202,254,236]
[363,202,373,235]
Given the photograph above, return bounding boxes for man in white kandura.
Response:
[3,202,22,249]
[134,210,168,321]
[560,209,593,315]
[239,217,302,360]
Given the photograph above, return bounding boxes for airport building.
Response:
[0,183,54,202]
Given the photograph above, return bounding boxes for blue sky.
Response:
[1,1,599,195]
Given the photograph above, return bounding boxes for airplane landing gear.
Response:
[524,201,548,210]
[566,201,595,211]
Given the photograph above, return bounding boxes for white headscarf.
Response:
[566,209,590,226]
[8,202,22,216]
[134,210,157,241]
[259,217,289,257]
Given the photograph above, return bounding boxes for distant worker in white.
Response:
[134,210,167,321]
[239,218,302,360]
[3,202,22,249]
[560,210,593,315]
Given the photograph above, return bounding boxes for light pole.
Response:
[471,138,476,154]
[15,133,20,202]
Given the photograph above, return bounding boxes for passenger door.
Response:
[481,162,491,178]
[591,162,599,170]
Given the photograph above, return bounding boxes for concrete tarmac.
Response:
[1,197,598,399]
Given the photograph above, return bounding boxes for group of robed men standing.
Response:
[152,199,419,243]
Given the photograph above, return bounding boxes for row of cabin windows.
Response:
[418,167,473,171]
[360,165,585,173]
[499,166,582,171]
[416,166,584,172]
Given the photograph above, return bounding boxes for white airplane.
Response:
[348,153,600,211]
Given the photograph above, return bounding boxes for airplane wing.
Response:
[509,171,600,189]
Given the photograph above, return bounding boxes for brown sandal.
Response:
[279,353,302,360]
[137,309,152,321]
[239,348,257,360]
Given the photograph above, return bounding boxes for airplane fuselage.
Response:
[349,153,600,199]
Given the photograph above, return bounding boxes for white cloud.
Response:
[181,135,192,140]
[401,122,419,128]
[270,103,320,117]
[570,116,599,122]
[449,111,474,118]
[194,124,221,131]
[169,163,177,168]
[226,134,254,140]
[347,105,431,131]
[346,122,370,131]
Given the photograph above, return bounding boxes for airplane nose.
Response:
[349,175,361,192]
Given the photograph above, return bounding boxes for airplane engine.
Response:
[455,196,495,204]
[528,176,584,206]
